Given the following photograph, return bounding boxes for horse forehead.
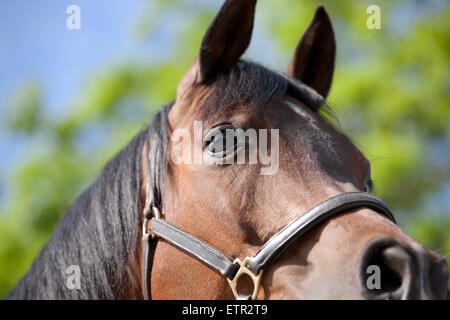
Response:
[197,95,315,127]
[272,98,369,184]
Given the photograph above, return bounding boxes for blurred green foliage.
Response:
[0,0,449,297]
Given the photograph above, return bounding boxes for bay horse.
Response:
[7,1,448,300]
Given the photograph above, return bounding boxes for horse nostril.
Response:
[359,238,418,300]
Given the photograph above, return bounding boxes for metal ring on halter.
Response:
[143,207,161,239]
[152,206,161,220]
[227,258,263,300]
[142,218,151,238]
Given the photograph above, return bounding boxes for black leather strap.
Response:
[141,233,151,300]
[149,219,240,279]
[245,192,395,274]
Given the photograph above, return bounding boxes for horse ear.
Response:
[198,0,257,83]
[286,6,336,98]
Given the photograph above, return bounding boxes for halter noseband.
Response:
[141,166,395,300]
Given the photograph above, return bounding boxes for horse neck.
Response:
[6,131,148,300]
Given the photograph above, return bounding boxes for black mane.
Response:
[7,103,173,300]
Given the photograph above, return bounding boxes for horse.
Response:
[7,0,448,300]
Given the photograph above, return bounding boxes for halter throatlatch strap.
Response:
[141,207,158,300]
[141,191,395,300]
[141,133,163,300]
[141,220,152,300]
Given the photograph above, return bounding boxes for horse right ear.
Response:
[285,6,336,98]
[197,0,257,83]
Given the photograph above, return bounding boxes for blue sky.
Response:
[0,1,153,116]
[0,1,151,205]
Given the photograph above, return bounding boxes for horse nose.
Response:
[358,237,449,300]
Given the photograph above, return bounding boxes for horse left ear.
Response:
[198,0,257,83]
[286,6,336,98]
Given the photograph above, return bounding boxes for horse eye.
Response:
[205,128,236,157]
[364,179,373,192]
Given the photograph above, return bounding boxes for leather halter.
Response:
[141,182,395,299]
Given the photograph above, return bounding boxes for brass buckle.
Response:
[227,258,263,300]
